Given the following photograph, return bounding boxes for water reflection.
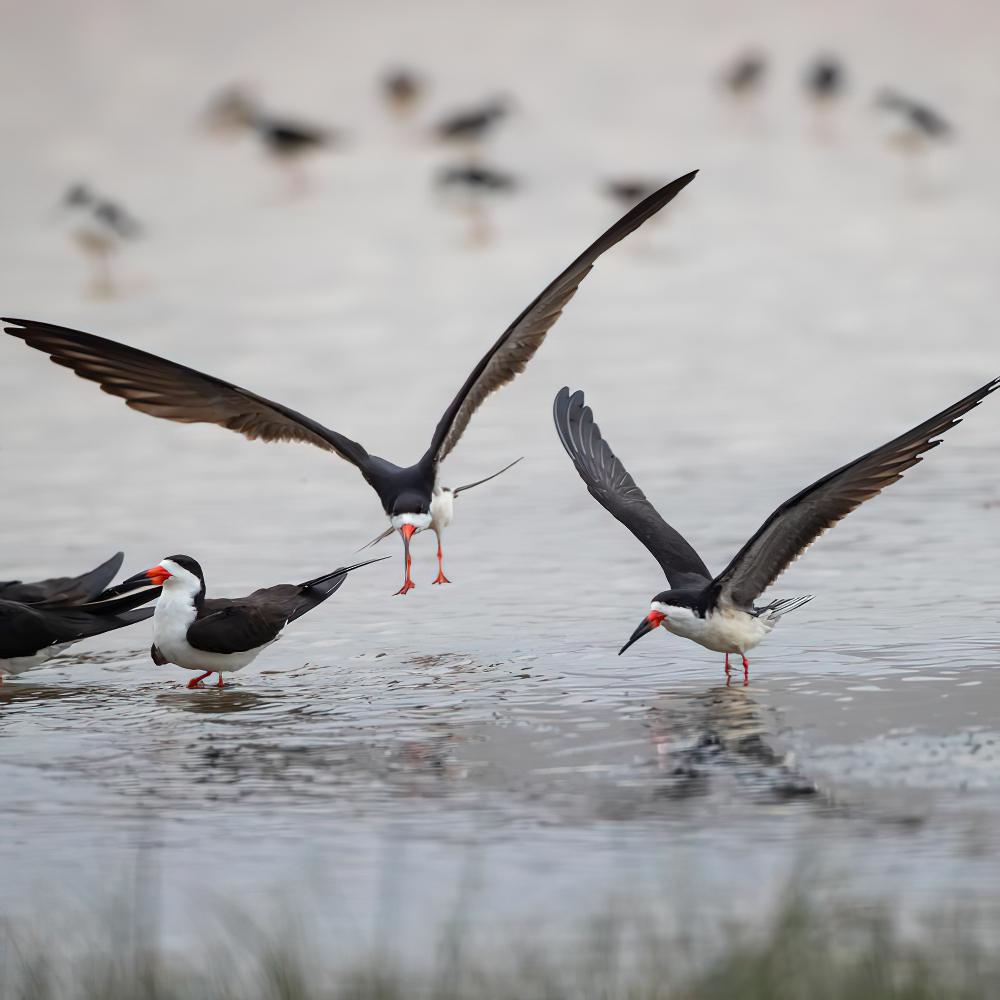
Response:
[156,688,273,715]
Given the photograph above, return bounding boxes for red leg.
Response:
[216,674,225,689]
[741,654,750,688]
[187,670,212,689]
[394,550,416,596]
[432,536,451,585]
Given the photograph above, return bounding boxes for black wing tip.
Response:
[300,555,390,589]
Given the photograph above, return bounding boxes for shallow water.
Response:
[1,0,999,958]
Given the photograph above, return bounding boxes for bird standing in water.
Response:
[553,379,998,685]
[60,184,142,297]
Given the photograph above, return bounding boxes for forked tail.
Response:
[753,595,813,618]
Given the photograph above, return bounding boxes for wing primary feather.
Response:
[710,375,1000,610]
[3,318,370,467]
[424,171,698,468]
[552,387,712,588]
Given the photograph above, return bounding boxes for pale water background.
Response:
[1,0,999,959]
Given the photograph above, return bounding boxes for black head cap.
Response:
[163,554,205,583]
[391,492,430,516]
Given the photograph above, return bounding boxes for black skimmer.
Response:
[5,169,697,596]
[60,184,142,296]
[0,551,124,606]
[204,86,339,193]
[382,68,426,118]
[553,379,999,685]
[0,587,156,682]
[876,89,953,151]
[721,51,767,97]
[360,457,523,584]
[112,555,386,688]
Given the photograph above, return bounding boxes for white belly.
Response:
[153,590,268,674]
[430,489,454,534]
[0,644,70,677]
[661,606,772,654]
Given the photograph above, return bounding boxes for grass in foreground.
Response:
[2,891,999,1000]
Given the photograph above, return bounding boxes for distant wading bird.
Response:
[553,381,998,685]
[382,67,426,119]
[721,51,767,98]
[60,184,142,297]
[4,169,697,596]
[204,86,340,194]
[876,89,953,152]
[111,555,386,689]
[0,551,125,605]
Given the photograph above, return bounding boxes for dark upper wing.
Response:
[0,599,153,658]
[711,377,1000,610]
[3,319,369,467]
[423,171,698,468]
[553,388,712,588]
[187,596,290,654]
[0,552,124,605]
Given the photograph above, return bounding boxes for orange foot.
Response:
[394,579,416,596]
[187,670,212,690]
[432,572,451,585]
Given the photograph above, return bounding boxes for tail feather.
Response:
[289,556,389,623]
[754,595,813,618]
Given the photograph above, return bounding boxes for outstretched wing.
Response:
[423,171,698,468]
[553,388,712,589]
[3,319,369,467]
[711,376,1000,610]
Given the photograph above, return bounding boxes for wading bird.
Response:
[112,555,385,688]
[876,89,953,151]
[204,86,340,193]
[5,170,697,596]
[60,184,142,296]
[553,380,998,685]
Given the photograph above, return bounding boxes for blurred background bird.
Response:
[203,84,342,194]
[436,163,518,244]
[59,183,142,297]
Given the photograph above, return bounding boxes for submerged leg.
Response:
[187,670,212,690]
[724,653,732,687]
[432,531,451,585]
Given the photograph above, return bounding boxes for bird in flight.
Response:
[553,379,998,685]
[5,170,697,596]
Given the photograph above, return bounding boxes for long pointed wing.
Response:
[553,388,712,588]
[711,377,1000,610]
[0,551,123,605]
[453,457,523,495]
[423,171,698,468]
[3,319,370,467]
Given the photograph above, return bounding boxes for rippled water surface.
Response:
[1,0,999,955]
